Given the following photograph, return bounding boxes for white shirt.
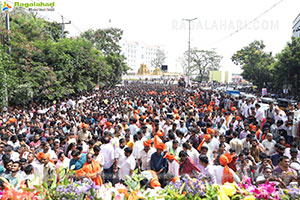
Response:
[214,165,241,185]
[168,160,180,177]
[10,151,20,162]
[94,153,105,170]
[44,150,57,160]
[262,139,276,156]
[187,148,199,163]
[100,143,115,169]
[56,157,70,169]
[199,164,216,183]
[132,140,144,160]
[210,137,220,153]
[115,147,125,160]
[146,124,153,138]
[129,124,138,135]
[115,147,125,169]
[7,141,20,150]
[168,146,182,159]
[284,148,300,159]
[119,155,136,181]
[229,138,243,155]
[31,160,43,183]
[165,141,173,151]
[274,110,287,123]
[202,142,213,161]
[138,148,155,171]
[255,107,265,122]
[243,104,250,118]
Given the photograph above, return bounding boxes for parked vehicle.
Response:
[276,98,297,110]
[261,97,276,104]
[240,92,256,100]
[226,90,240,97]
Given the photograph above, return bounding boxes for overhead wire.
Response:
[27,0,83,35]
[206,0,284,48]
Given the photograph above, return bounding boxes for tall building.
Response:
[121,40,162,73]
[293,14,300,37]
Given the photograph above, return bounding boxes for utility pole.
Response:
[61,15,71,39]
[182,18,197,80]
[2,12,10,107]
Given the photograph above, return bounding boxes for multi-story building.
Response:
[293,14,300,37]
[121,40,162,73]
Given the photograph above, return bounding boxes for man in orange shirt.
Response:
[76,153,102,185]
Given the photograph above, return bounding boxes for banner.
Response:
[262,88,267,96]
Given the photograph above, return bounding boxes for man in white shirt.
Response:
[178,120,188,134]
[42,142,57,162]
[266,103,275,121]
[118,147,136,182]
[93,145,104,171]
[129,118,138,135]
[132,133,144,162]
[31,157,44,184]
[138,140,155,171]
[274,107,287,124]
[183,142,200,163]
[164,152,179,177]
[229,132,243,156]
[262,133,276,156]
[284,142,300,160]
[214,155,240,185]
[255,104,266,128]
[100,136,115,183]
[198,155,216,183]
[243,100,251,118]
[167,140,182,159]
[4,146,19,162]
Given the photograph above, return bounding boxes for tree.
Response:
[81,28,129,85]
[0,45,20,107]
[231,40,275,89]
[181,48,222,82]
[0,9,131,107]
[0,9,110,105]
[151,49,166,69]
[272,37,300,94]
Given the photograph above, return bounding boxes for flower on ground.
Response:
[221,183,237,197]
[243,196,255,200]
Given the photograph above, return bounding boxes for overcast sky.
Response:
[40,0,299,73]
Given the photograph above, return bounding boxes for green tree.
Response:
[272,37,300,94]
[181,48,222,82]
[0,9,129,107]
[31,38,107,100]
[151,49,166,69]
[231,40,275,89]
[0,45,20,107]
[81,28,129,85]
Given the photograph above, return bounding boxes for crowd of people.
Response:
[0,83,300,190]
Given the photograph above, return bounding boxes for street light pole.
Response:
[61,15,71,39]
[3,12,10,107]
[182,18,197,85]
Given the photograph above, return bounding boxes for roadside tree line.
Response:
[0,9,129,107]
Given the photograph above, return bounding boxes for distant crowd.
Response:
[0,83,300,189]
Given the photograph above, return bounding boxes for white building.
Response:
[121,40,162,73]
[293,14,300,37]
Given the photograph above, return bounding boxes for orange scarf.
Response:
[219,154,234,184]
[197,134,211,151]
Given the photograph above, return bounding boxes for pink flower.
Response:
[114,193,125,200]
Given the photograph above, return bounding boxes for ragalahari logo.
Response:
[2,1,12,12]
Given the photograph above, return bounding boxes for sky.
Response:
[34,0,300,74]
